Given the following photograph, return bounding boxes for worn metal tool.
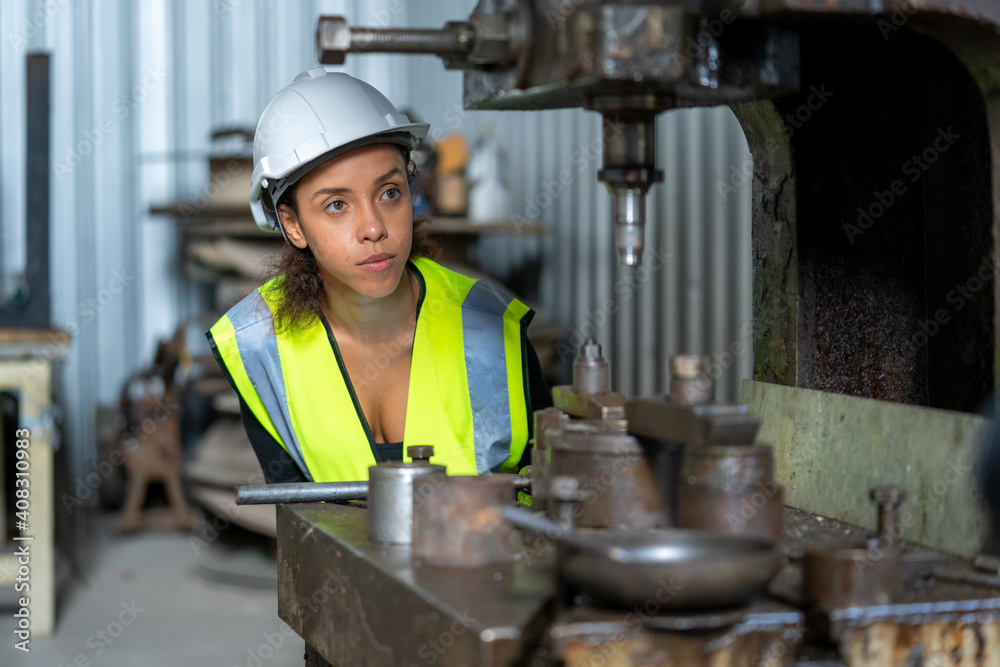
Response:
[413,473,517,567]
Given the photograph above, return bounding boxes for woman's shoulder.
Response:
[212,277,286,338]
[412,258,529,319]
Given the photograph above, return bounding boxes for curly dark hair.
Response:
[267,146,439,333]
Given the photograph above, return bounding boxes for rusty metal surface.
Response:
[412,474,517,567]
[626,397,761,445]
[803,546,902,610]
[462,1,800,111]
[841,621,1000,667]
[740,26,995,408]
[277,503,557,667]
[676,444,784,541]
[781,507,964,565]
[682,444,776,486]
[678,484,785,542]
[549,423,668,530]
[757,0,1000,24]
[549,601,804,667]
[779,506,1000,648]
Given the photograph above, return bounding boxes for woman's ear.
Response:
[277,204,308,249]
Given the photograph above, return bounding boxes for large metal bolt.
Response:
[572,338,611,395]
[316,15,474,66]
[669,354,713,405]
[870,485,906,548]
[407,445,435,463]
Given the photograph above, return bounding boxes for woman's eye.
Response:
[383,187,400,201]
[327,200,346,212]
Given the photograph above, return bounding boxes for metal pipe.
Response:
[236,481,369,505]
[236,475,531,505]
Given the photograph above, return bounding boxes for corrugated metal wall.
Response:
[0,0,751,482]
[0,0,418,481]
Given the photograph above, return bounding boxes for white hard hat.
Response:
[250,68,429,233]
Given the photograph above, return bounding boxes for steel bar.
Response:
[236,475,531,505]
[236,481,369,505]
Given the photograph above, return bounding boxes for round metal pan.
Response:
[502,506,780,610]
[561,529,781,610]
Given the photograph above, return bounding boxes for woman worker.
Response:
[207,68,552,483]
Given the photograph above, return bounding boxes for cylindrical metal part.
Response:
[572,338,611,395]
[669,354,714,405]
[601,112,658,173]
[682,445,775,486]
[676,445,783,541]
[549,423,668,530]
[368,461,446,544]
[803,545,901,609]
[412,474,516,567]
[235,481,368,505]
[613,190,645,266]
[596,111,662,268]
[530,407,570,513]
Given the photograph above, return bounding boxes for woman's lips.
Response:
[358,253,395,272]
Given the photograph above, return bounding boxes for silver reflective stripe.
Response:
[228,291,313,481]
[462,280,515,473]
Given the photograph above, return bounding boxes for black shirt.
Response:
[239,342,553,483]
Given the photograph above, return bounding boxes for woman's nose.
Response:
[358,204,388,242]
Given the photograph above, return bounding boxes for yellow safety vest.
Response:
[207,257,533,482]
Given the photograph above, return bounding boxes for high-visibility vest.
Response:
[207,257,533,482]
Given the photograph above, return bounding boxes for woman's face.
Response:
[279,143,413,301]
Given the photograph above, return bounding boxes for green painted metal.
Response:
[741,380,990,558]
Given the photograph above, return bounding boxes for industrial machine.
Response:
[249,1,1000,664]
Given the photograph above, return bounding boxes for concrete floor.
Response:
[0,514,303,666]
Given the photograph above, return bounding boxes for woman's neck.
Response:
[321,266,418,343]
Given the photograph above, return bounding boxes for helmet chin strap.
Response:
[262,177,294,244]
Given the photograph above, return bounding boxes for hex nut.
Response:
[407,445,435,461]
[317,16,351,66]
